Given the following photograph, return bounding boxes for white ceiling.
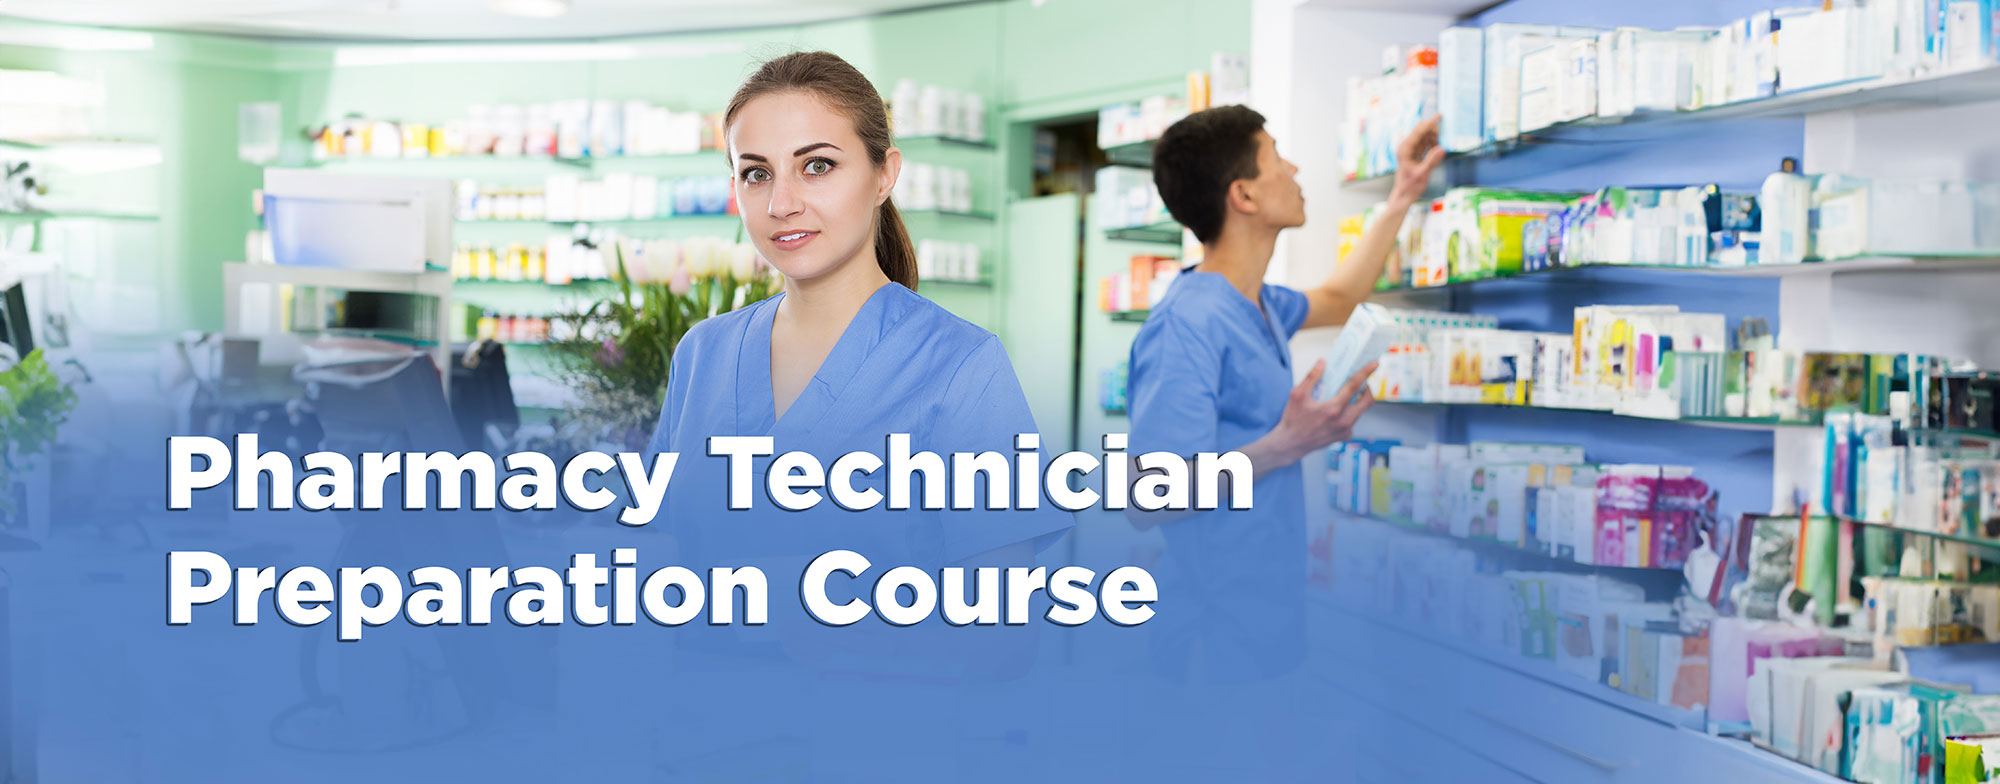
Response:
[0,0,974,42]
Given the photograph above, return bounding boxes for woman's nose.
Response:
[767,174,804,219]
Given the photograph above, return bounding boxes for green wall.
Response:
[0,21,279,341]
[0,0,1248,349]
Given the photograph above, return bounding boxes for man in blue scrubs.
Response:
[1126,106,1441,682]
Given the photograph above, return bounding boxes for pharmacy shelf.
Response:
[0,136,157,151]
[453,278,615,288]
[1104,220,1182,244]
[556,215,739,225]
[573,152,723,164]
[1309,596,1707,732]
[1344,64,2000,185]
[903,208,996,222]
[1375,399,1821,431]
[224,262,453,298]
[920,278,992,288]
[1332,510,1686,580]
[1823,515,2000,553]
[0,209,158,222]
[894,135,996,151]
[1105,310,1149,323]
[1102,139,1155,168]
[312,154,592,170]
[1370,256,2000,297]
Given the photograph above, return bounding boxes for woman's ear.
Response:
[879,146,902,206]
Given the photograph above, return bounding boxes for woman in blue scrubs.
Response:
[634,51,1073,779]
[645,50,1070,656]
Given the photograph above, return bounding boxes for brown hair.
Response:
[725,51,918,291]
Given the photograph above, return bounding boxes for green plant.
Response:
[545,240,777,451]
[0,349,78,516]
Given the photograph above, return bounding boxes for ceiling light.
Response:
[489,0,572,18]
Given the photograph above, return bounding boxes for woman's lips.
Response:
[772,230,819,251]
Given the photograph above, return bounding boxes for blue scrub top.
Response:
[1127,270,1311,683]
[648,281,1073,574]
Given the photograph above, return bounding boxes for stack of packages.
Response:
[1326,439,1716,570]
[1345,1,2000,178]
[1338,44,1439,181]
[1710,615,2000,782]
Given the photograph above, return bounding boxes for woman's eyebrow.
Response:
[737,152,768,163]
[794,142,839,156]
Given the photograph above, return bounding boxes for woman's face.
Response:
[728,91,898,284]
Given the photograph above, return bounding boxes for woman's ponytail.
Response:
[875,198,919,291]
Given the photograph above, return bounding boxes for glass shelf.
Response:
[1335,510,1686,578]
[903,209,996,222]
[574,151,723,164]
[313,154,592,170]
[1105,310,1149,323]
[453,278,613,288]
[1370,256,2000,297]
[1827,514,2000,552]
[1342,64,2000,183]
[1104,221,1182,244]
[453,216,741,226]
[894,135,996,151]
[0,209,158,222]
[1102,139,1155,168]
[1376,399,1822,431]
[553,214,738,225]
[920,278,992,288]
[0,136,157,151]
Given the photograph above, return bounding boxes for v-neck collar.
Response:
[1183,271,1292,367]
[739,283,906,438]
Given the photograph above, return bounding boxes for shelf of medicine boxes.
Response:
[1342,63,2000,186]
[1373,399,1822,431]
[1369,255,2000,296]
[1104,220,1183,245]
[1105,310,1150,323]
[920,277,993,288]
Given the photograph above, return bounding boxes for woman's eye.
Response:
[742,168,770,184]
[804,159,833,176]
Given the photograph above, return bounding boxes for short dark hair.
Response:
[1150,105,1265,244]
